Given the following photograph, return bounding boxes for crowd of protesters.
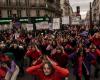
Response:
[0,25,100,80]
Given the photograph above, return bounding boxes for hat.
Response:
[5,52,15,60]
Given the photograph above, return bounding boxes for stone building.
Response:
[0,0,62,18]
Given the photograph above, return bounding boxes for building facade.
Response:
[0,0,62,18]
[60,0,73,16]
[92,0,100,25]
[85,11,90,25]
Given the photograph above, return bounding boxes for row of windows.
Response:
[0,0,45,6]
[0,0,61,7]
[0,9,56,18]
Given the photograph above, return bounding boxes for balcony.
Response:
[19,1,27,6]
[0,1,62,14]
[29,1,46,7]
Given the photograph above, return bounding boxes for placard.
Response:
[62,16,69,24]
[52,18,60,29]
[26,24,33,31]
[36,22,49,30]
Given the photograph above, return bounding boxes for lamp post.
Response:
[67,3,71,26]
[90,2,93,28]
[36,0,40,16]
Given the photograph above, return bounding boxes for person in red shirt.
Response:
[26,56,69,80]
[51,46,68,68]
[89,44,100,78]
[89,32,100,48]
[0,54,8,80]
[26,44,42,65]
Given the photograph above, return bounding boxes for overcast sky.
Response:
[69,0,94,19]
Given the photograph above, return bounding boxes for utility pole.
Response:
[99,14,100,27]
[90,2,93,28]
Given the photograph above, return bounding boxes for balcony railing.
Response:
[0,1,62,13]
[29,1,46,7]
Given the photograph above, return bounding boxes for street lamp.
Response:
[36,0,40,16]
[90,2,93,28]
[66,3,71,26]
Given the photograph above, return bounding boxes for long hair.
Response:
[42,61,55,76]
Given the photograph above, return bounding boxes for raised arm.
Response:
[26,63,42,75]
[46,56,69,77]
[53,64,69,77]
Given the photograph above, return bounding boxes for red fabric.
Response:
[90,37,100,47]
[95,49,100,56]
[91,60,96,65]
[26,49,42,60]
[90,49,100,56]
[78,56,83,80]
[51,52,68,67]
[26,63,69,80]
[0,67,6,78]
[0,54,10,62]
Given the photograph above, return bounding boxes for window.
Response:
[12,10,17,15]
[11,0,16,5]
[1,10,8,18]
[12,0,16,3]
[1,0,6,5]
[2,0,6,3]
[29,0,35,6]
[21,10,26,17]
[47,0,54,3]
[30,10,36,17]
[19,0,25,5]
[40,10,45,16]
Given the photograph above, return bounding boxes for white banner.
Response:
[4,25,8,30]
[71,16,81,25]
[26,24,33,31]
[36,22,49,30]
[62,16,69,24]
[22,24,27,30]
[0,25,9,30]
[53,18,60,29]
[48,23,53,30]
